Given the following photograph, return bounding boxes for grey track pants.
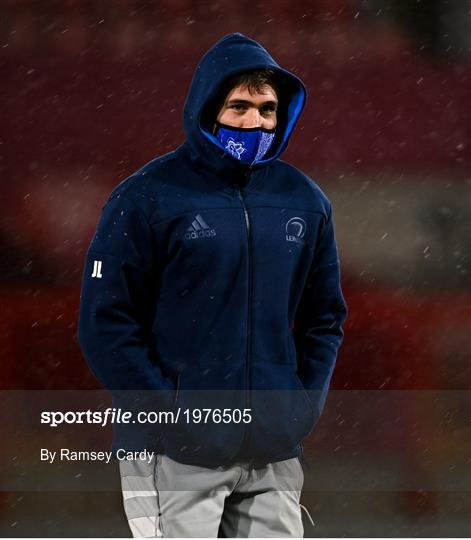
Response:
[119,453,305,538]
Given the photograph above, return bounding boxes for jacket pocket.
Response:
[247,363,316,461]
[161,363,246,466]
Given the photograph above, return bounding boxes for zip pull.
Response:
[231,165,253,194]
[239,165,253,187]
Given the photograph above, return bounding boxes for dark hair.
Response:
[220,68,281,100]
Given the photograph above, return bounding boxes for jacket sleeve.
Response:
[78,192,174,392]
[293,202,348,420]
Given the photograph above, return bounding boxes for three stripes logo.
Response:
[91,260,103,278]
[185,214,216,240]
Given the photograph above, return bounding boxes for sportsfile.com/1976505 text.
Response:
[40,408,253,427]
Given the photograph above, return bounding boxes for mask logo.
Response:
[225,138,246,159]
[286,217,306,245]
[215,122,275,164]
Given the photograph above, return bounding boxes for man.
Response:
[78,33,348,537]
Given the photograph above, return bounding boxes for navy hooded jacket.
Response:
[78,33,348,468]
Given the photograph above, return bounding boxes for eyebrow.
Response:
[226,99,278,107]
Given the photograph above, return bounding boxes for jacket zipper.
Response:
[232,167,253,463]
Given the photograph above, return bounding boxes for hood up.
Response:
[181,33,307,177]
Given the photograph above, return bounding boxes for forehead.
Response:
[224,83,278,102]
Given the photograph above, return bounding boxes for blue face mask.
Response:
[214,122,276,165]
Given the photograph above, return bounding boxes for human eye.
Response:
[261,104,276,115]
[230,103,246,111]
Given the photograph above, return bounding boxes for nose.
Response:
[241,107,262,128]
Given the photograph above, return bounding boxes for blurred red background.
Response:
[1,0,468,392]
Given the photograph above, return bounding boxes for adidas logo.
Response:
[184,214,217,240]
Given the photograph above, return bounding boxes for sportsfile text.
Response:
[41,408,253,427]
